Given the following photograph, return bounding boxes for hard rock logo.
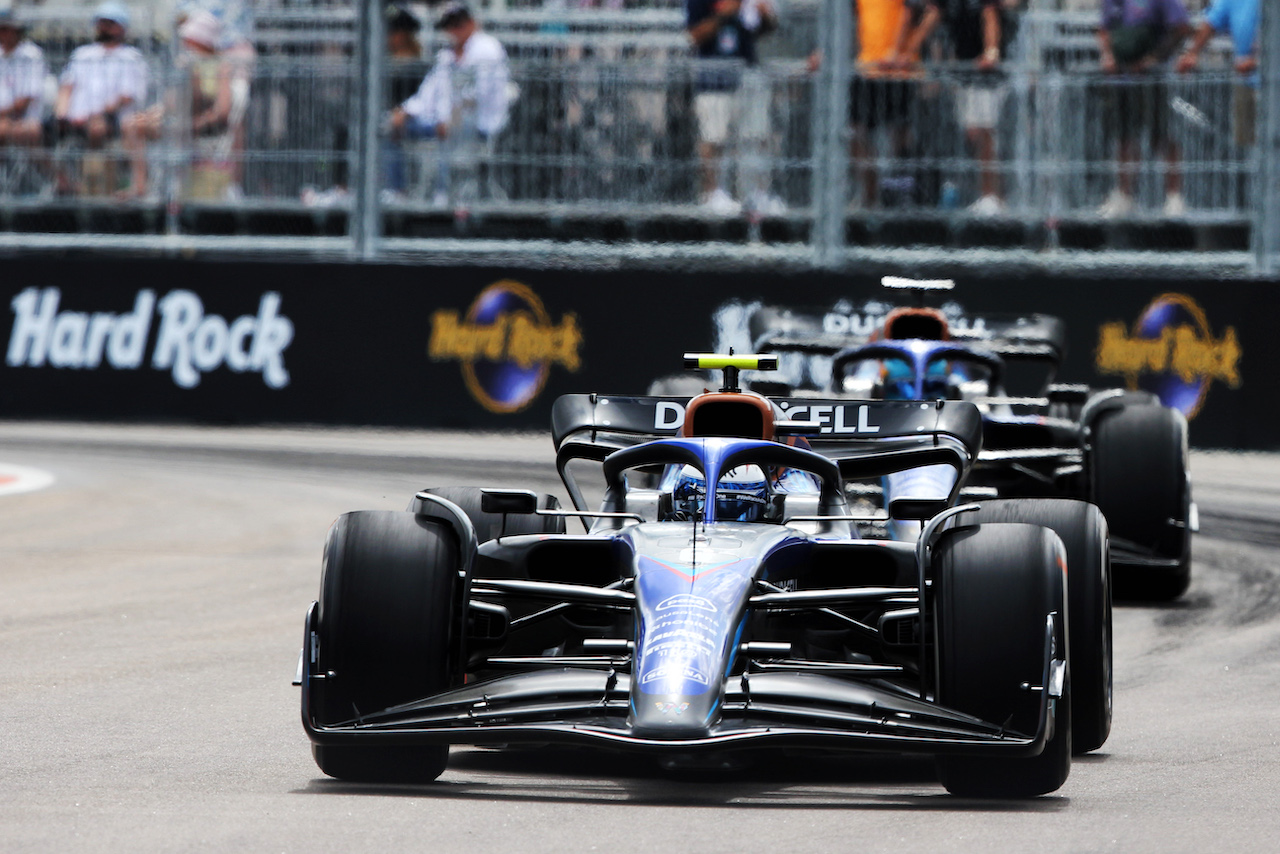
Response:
[1095,292,1241,419]
[429,280,582,413]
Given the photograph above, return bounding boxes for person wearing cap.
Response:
[121,9,233,198]
[54,1,148,190]
[388,2,510,202]
[0,7,47,157]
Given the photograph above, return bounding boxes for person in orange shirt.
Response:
[850,0,917,208]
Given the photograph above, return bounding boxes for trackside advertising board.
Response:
[0,255,1271,448]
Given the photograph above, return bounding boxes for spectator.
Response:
[839,0,917,209]
[121,10,233,199]
[387,4,424,103]
[1175,0,1258,148]
[685,0,778,215]
[388,2,511,206]
[54,2,148,195]
[1096,0,1191,218]
[888,0,1012,216]
[383,4,424,199]
[195,1,257,201]
[0,7,45,161]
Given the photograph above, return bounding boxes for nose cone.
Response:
[627,546,757,739]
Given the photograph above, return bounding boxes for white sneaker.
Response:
[1098,189,1134,218]
[747,191,787,216]
[303,186,350,208]
[701,187,741,216]
[1163,191,1187,217]
[967,194,1004,217]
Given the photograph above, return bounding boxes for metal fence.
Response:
[0,2,1274,274]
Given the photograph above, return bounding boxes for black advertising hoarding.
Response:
[0,257,717,430]
[0,255,1267,447]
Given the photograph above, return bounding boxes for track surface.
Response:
[2,423,1279,853]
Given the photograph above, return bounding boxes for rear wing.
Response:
[746,303,1067,364]
[551,394,983,511]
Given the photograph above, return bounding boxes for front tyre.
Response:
[311,511,460,783]
[969,499,1111,754]
[934,522,1071,797]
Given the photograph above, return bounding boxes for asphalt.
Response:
[1,422,1278,853]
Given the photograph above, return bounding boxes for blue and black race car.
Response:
[298,355,1111,796]
[718,278,1195,601]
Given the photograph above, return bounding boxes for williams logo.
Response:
[1095,292,1241,419]
[429,280,582,413]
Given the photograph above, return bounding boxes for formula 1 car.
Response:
[299,354,1112,797]
[705,278,1194,601]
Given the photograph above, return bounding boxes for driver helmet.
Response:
[670,464,769,522]
[879,357,951,400]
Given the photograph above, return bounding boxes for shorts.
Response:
[955,84,1008,131]
[849,76,913,130]
[693,86,767,147]
[0,102,41,125]
[1233,83,1256,148]
[694,91,734,146]
[1098,77,1169,147]
[55,111,123,142]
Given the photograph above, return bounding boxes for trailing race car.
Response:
[298,354,1112,797]
[703,278,1194,601]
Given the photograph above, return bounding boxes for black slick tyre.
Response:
[312,510,460,783]
[934,522,1071,798]
[417,486,566,542]
[1090,404,1191,601]
[970,499,1111,754]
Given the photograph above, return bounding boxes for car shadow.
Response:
[293,748,1069,813]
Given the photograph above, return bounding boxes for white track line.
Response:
[0,464,55,497]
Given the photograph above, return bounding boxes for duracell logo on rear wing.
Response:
[551,395,982,453]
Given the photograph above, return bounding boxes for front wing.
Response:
[300,605,1058,759]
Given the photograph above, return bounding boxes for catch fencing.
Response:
[0,3,1274,273]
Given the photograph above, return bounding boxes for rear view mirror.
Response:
[888,498,950,521]
[480,489,538,515]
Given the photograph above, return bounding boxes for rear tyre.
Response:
[969,499,1111,754]
[418,486,566,542]
[934,522,1071,797]
[1090,404,1191,601]
[312,511,460,783]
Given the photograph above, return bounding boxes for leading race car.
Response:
[298,354,1112,797]
[702,278,1194,601]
